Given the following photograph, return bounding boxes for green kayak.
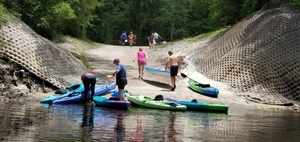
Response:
[126,93,187,111]
[188,78,219,97]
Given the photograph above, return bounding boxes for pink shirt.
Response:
[137,51,146,64]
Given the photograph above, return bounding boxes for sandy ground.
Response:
[83,44,259,112]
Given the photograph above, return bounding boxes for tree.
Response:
[159,0,189,42]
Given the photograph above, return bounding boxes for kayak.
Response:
[126,93,187,111]
[40,78,100,103]
[93,96,130,109]
[111,89,129,97]
[164,98,229,113]
[188,78,219,97]
[52,81,116,104]
[145,66,170,77]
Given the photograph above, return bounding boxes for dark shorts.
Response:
[170,65,178,77]
[122,39,126,42]
[117,77,127,89]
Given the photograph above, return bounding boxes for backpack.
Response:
[121,33,127,40]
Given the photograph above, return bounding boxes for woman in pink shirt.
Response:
[133,47,146,79]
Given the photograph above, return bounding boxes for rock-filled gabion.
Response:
[193,6,300,104]
[0,18,87,88]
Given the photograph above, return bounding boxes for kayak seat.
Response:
[197,83,210,88]
[154,95,164,101]
[55,89,67,94]
[191,99,198,103]
[109,97,121,101]
[167,102,178,107]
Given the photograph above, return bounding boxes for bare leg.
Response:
[141,64,145,79]
[119,89,125,100]
[171,76,175,87]
[138,64,141,77]
[170,76,176,91]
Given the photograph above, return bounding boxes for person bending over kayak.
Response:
[81,72,97,102]
[112,58,127,100]
[165,51,180,91]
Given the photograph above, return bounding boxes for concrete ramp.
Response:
[0,18,87,88]
[194,6,300,104]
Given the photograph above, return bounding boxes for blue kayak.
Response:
[40,78,100,103]
[111,89,128,97]
[93,96,130,109]
[145,66,170,77]
[52,82,116,104]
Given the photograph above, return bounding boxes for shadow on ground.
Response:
[142,79,172,89]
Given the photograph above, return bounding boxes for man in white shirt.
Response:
[153,31,162,45]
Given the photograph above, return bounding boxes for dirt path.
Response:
[84,44,253,111]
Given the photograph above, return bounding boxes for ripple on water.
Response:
[0,102,299,141]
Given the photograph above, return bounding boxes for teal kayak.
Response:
[126,93,187,111]
[165,98,229,113]
[188,78,219,97]
[93,96,130,109]
[40,78,99,103]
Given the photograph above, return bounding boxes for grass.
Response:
[0,4,13,26]
[188,27,230,42]
[71,51,91,68]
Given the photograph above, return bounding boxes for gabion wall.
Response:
[194,7,300,104]
[0,19,87,88]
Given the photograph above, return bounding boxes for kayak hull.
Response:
[40,78,100,103]
[165,98,228,113]
[53,82,116,104]
[93,96,130,109]
[188,78,219,97]
[145,66,170,77]
[126,93,186,111]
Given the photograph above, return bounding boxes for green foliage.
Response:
[0,4,12,25]
[290,0,300,8]
[1,0,277,46]
[8,59,13,63]
[22,78,28,84]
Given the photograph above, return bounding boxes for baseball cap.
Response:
[113,58,119,64]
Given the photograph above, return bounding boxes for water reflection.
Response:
[0,102,299,141]
[167,112,175,142]
[81,104,94,141]
[135,114,143,142]
[114,112,125,142]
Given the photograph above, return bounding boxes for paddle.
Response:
[180,72,211,87]
[180,72,188,78]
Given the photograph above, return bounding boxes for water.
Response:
[0,101,299,142]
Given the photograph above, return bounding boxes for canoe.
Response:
[188,78,219,97]
[126,93,187,111]
[40,78,100,103]
[93,96,130,109]
[164,98,229,113]
[52,81,116,104]
[145,66,170,77]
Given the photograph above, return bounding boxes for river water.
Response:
[0,101,299,142]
